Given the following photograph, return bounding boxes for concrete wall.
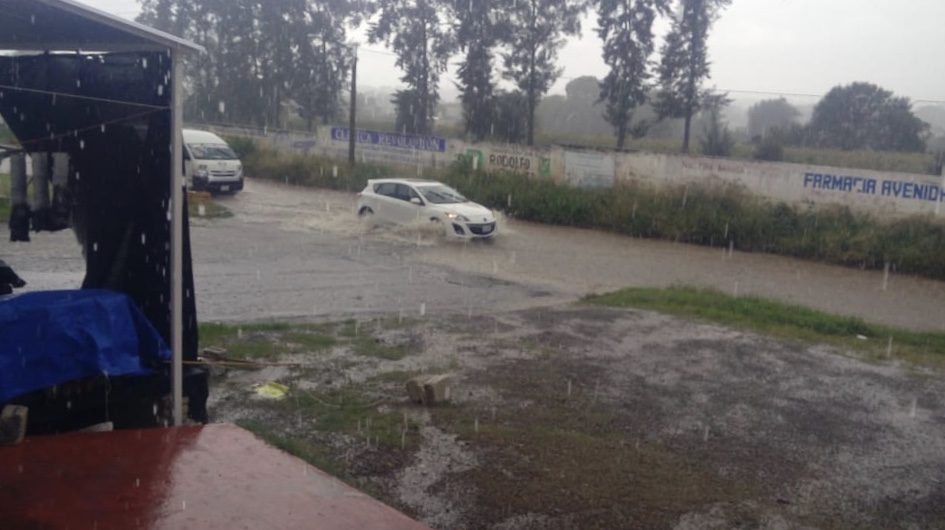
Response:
[617,153,945,217]
[203,123,945,219]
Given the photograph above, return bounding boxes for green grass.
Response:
[198,319,416,361]
[237,419,349,478]
[188,198,232,219]
[585,286,945,364]
[198,322,332,359]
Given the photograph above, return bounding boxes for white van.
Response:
[182,129,244,193]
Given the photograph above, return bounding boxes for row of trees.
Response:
[137,0,731,151]
[745,82,930,156]
[139,0,357,130]
[138,1,930,156]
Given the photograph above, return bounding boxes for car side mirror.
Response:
[410,197,423,206]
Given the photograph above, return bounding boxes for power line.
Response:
[0,84,169,110]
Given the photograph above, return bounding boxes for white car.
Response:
[356,178,497,240]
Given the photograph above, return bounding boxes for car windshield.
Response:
[189,143,237,160]
[417,185,466,204]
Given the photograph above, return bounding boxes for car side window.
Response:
[395,184,420,203]
[374,183,397,198]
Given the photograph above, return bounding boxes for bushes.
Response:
[240,141,389,192]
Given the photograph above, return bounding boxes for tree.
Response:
[369,0,454,135]
[808,82,929,152]
[500,0,585,146]
[653,0,731,153]
[293,2,354,131]
[537,76,612,138]
[492,91,530,143]
[452,0,504,141]
[746,97,799,139]
[596,0,669,148]
[138,0,355,129]
[698,91,733,156]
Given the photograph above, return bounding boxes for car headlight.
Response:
[196,164,209,178]
[445,212,469,222]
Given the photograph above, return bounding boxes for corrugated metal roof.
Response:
[0,0,202,54]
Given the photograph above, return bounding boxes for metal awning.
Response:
[0,0,202,426]
[0,0,202,53]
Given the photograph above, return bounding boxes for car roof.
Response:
[369,178,443,186]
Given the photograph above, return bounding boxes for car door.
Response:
[393,184,425,224]
[370,182,403,223]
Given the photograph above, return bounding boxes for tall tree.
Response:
[536,76,613,137]
[653,0,731,153]
[501,0,585,146]
[596,0,668,148]
[698,91,733,156]
[746,97,799,139]
[369,0,454,135]
[452,0,503,141]
[138,0,354,129]
[293,2,353,131]
[492,91,530,143]
[809,82,929,152]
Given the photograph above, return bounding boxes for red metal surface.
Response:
[0,423,433,530]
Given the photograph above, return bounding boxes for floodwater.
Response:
[5,177,945,331]
[217,178,945,331]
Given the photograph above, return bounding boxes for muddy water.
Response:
[420,219,945,332]
[222,179,945,332]
[6,177,945,331]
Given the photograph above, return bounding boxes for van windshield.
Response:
[189,143,237,160]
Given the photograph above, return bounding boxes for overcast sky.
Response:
[77,0,945,105]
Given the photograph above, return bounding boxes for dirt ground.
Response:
[208,304,945,530]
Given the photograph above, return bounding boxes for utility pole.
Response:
[348,45,357,166]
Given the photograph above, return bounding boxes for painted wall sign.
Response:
[803,172,945,202]
[330,127,446,153]
[465,148,551,177]
[564,151,615,188]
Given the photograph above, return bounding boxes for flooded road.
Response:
[217,178,945,331]
[5,177,945,330]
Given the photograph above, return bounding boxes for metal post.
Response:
[169,49,184,426]
[31,153,49,230]
[348,46,357,166]
[9,154,29,242]
[938,164,945,217]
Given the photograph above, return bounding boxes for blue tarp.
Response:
[0,289,171,403]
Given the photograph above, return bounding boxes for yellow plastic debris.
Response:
[255,382,289,399]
